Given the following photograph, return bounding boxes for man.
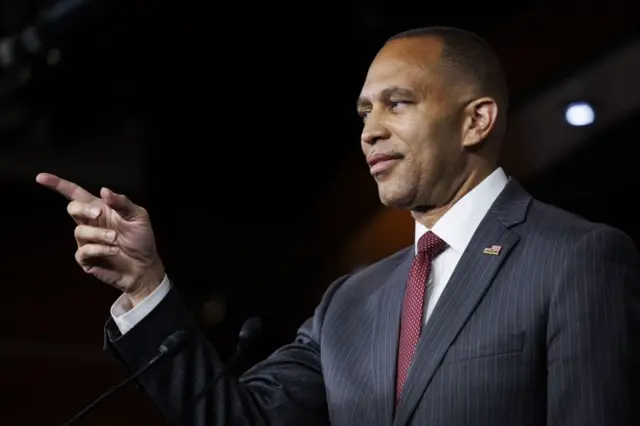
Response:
[38,27,640,425]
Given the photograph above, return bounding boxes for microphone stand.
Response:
[62,330,189,426]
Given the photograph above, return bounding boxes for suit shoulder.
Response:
[331,246,413,300]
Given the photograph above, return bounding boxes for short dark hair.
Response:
[388,27,509,136]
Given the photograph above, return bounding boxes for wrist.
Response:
[127,260,166,307]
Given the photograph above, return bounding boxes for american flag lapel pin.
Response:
[483,245,502,255]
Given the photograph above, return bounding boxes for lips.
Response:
[367,153,403,174]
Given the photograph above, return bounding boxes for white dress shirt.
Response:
[416,167,509,323]
[110,168,509,335]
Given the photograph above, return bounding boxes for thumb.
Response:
[100,187,143,220]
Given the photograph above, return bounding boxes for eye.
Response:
[358,110,370,121]
[390,100,408,110]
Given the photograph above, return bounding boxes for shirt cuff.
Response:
[110,275,172,335]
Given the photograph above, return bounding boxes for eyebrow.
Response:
[356,86,418,110]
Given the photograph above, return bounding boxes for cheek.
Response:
[394,117,428,153]
[401,124,439,168]
[391,107,455,167]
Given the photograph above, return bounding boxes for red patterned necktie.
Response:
[395,231,447,406]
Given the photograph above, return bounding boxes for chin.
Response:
[374,168,418,209]
[377,186,414,209]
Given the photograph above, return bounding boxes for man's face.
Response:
[357,37,467,210]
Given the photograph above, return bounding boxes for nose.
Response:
[360,112,391,146]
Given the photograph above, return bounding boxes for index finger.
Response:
[35,173,97,202]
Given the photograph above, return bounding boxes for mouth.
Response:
[367,153,403,175]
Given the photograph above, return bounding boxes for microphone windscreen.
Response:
[238,317,262,344]
[159,330,190,357]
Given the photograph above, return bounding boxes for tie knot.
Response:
[417,231,447,258]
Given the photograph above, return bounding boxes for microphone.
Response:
[179,317,262,424]
[222,316,261,373]
[62,330,190,426]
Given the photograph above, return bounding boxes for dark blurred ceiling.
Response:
[0,0,535,187]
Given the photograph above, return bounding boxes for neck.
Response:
[411,164,496,229]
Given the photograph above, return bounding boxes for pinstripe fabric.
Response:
[104,180,640,425]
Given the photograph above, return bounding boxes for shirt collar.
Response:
[415,167,509,254]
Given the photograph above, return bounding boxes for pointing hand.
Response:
[36,173,165,305]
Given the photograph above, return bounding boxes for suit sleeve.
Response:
[104,275,349,426]
[546,227,640,426]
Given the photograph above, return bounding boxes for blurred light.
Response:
[201,297,226,328]
[564,101,595,126]
[47,48,61,65]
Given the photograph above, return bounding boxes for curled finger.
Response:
[74,225,117,245]
[75,243,119,267]
[67,201,102,222]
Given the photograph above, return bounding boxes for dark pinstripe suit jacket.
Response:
[105,180,640,425]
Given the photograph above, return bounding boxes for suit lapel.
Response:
[393,180,531,426]
[371,248,414,426]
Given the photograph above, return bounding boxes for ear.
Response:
[461,97,499,148]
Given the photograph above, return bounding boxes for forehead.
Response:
[359,37,444,101]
